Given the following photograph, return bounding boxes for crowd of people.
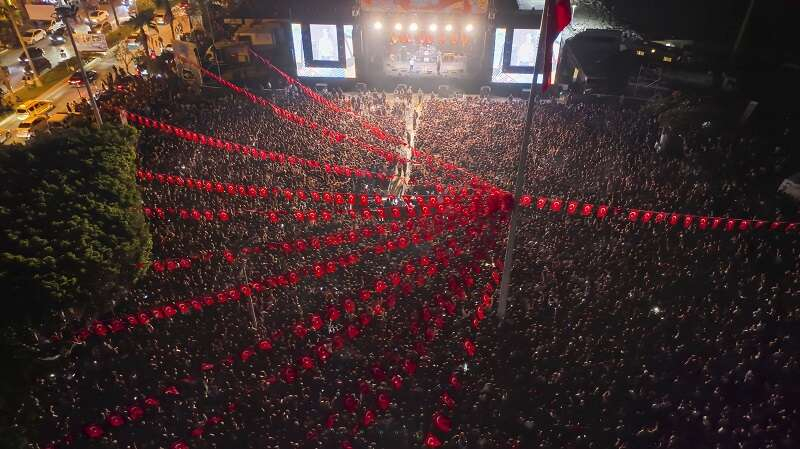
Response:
[415,94,800,449]
[16,64,800,449]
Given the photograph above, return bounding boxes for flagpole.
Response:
[496,0,551,321]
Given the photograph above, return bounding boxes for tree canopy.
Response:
[0,124,151,329]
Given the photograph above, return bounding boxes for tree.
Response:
[127,3,156,57]
[114,41,137,74]
[0,124,151,328]
[0,123,151,448]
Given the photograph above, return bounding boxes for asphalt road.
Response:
[0,42,125,143]
[0,4,133,143]
[0,3,131,91]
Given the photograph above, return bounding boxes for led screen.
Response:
[291,24,356,78]
[510,29,539,67]
[492,28,560,84]
[309,24,339,62]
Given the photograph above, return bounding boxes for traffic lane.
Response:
[2,31,79,90]
[1,38,56,89]
[0,51,120,137]
[2,22,106,90]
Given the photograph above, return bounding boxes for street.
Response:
[1,2,131,91]
[0,41,125,142]
[0,2,134,143]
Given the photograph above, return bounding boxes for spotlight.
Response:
[394,23,403,31]
[373,21,383,30]
[409,22,418,32]
[429,23,437,32]
[465,23,474,32]
[444,24,453,32]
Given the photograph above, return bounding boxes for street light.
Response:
[0,5,42,87]
[56,2,103,126]
[373,21,383,30]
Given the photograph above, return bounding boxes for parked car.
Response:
[45,19,65,34]
[19,47,44,63]
[23,57,52,75]
[16,115,48,140]
[68,70,98,86]
[21,28,47,45]
[15,100,54,119]
[49,27,68,45]
[87,10,109,25]
[90,22,113,35]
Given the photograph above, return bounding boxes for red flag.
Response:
[540,0,572,91]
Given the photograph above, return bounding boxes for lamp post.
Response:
[56,2,103,126]
[0,5,42,87]
[496,0,551,321]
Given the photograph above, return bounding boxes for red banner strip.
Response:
[517,195,799,236]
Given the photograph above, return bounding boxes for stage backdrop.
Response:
[360,0,488,13]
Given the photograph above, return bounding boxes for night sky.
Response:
[599,0,798,60]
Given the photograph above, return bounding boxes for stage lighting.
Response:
[394,23,403,31]
[429,23,438,32]
[409,22,418,32]
[373,21,383,30]
[465,23,474,32]
[444,24,453,32]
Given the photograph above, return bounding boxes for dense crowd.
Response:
[415,94,800,449]
[16,66,800,449]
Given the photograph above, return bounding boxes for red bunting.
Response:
[425,433,443,448]
[441,392,456,409]
[463,339,476,357]
[343,394,359,412]
[362,409,376,427]
[377,392,391,410]
[83,424,104,439]
[433,413,452,433]
[106,414,124,427]
[124,405,144,422]
[567,201,578,215]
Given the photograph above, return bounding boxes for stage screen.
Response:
[515,0,545,10]
[510,29,539,67]
[291,24,356,78]
[492,28,560,84]
[309,24,339,62]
